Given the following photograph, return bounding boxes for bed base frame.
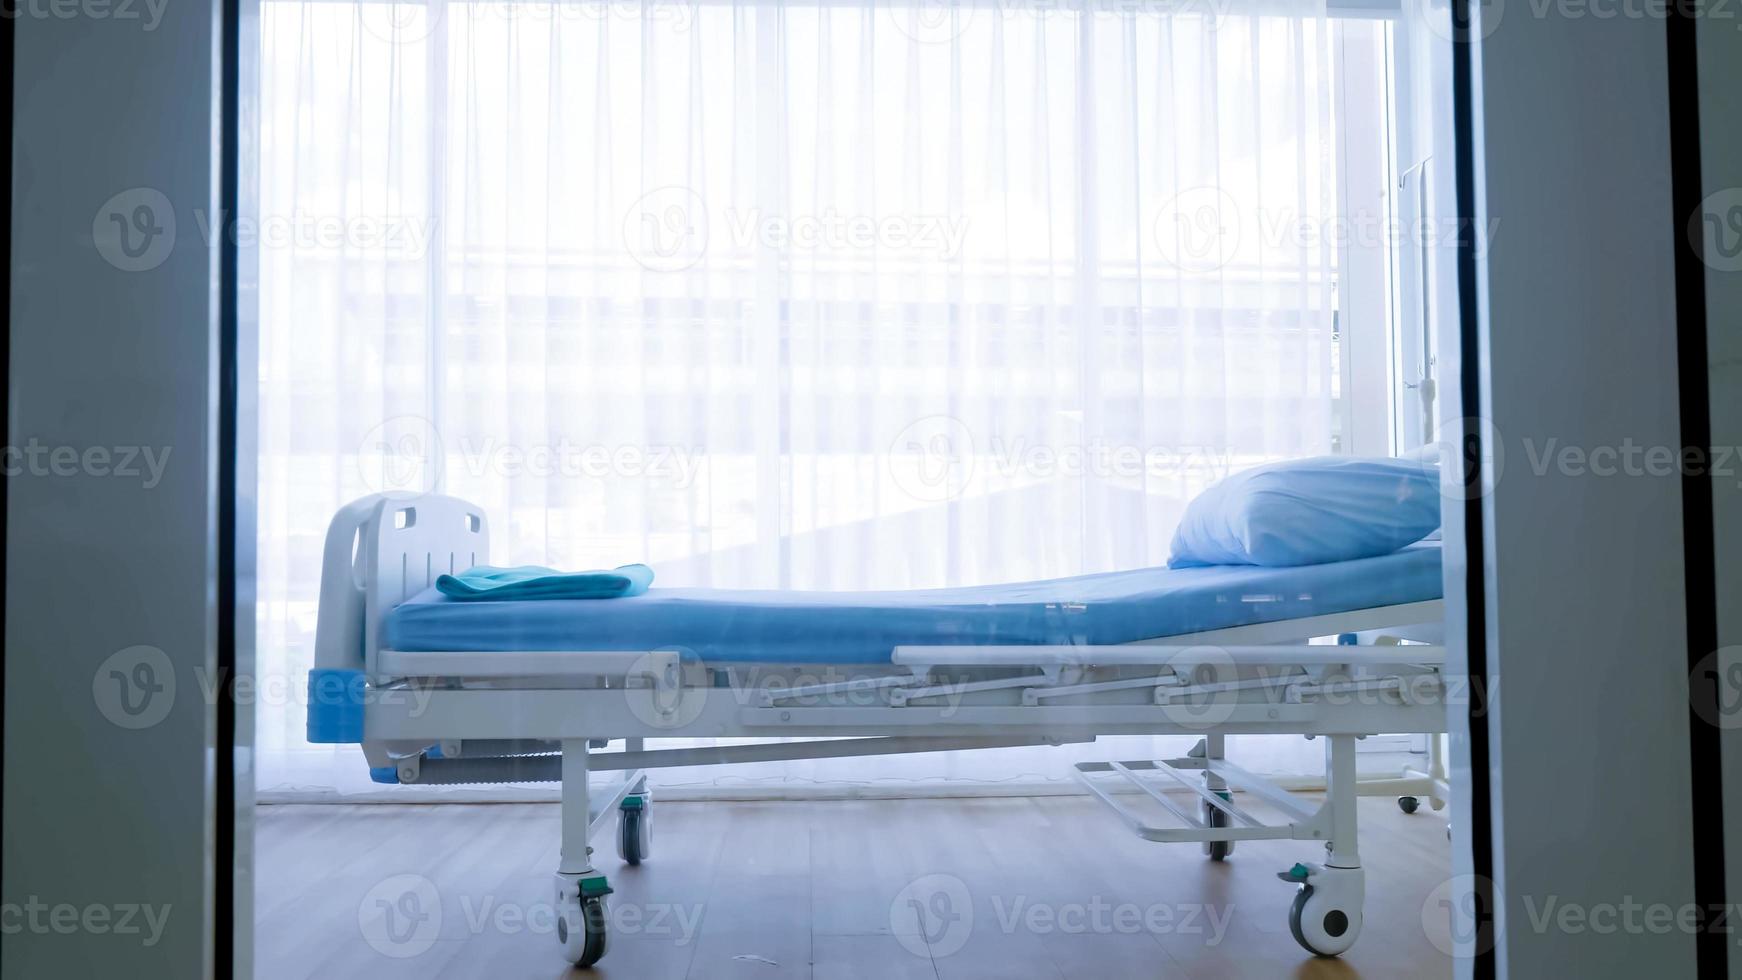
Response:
[310,493,1450,965]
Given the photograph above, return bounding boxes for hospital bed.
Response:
[308,493,1450,965]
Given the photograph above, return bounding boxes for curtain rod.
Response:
[285,0,1400,20]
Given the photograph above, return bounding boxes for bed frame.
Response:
[309,493,1450,965]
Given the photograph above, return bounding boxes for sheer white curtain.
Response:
[257,0,1339,796]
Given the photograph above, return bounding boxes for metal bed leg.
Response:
[625,737,648,794]
[1426,732,1448,809]
[559,739,596,875]
[617,738,652,867]
[1203,734,1227,791]
[1326,735,1361,871]
[1388,731,1452,815]
[555,739,612,967]
[1202,734,1233,861]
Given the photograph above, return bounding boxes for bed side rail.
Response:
[891,644,1446,667]
[377,735,1091,786]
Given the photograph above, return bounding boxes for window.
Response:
[257,0,1402,794]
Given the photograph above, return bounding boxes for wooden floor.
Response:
[256,796,1452,980]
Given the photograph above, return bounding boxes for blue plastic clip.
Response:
[307,668,367,743]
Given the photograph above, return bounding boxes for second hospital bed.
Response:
[309,492,1451,965]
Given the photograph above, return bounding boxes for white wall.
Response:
[1467,5,1700,977]
[1701,15,1742,980]
[3,6,233,977]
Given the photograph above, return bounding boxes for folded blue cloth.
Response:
[435,563,654,601]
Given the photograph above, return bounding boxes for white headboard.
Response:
[312,493,490,677]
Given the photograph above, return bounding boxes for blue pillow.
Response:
[1168,456,1440,568]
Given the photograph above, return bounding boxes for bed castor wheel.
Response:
[1398,796,1420,814]
[1202,796,1233,861]
[617,796,651,866]
[556,876,612,967]
[1279,863,1363,957]
[559,895,609,967]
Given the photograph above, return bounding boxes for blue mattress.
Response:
[384,539,1442,664]
[384,543,1442,664]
